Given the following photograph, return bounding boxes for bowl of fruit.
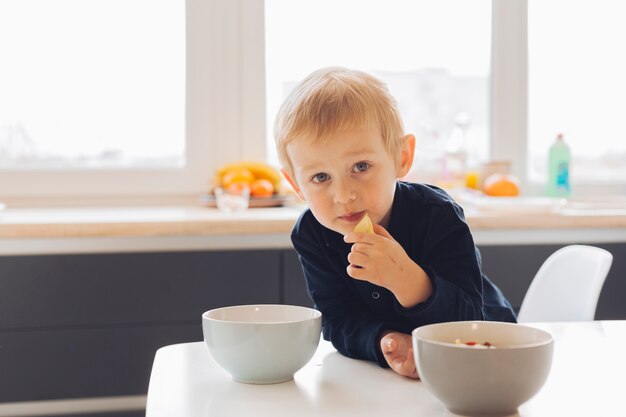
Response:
[201,161,290,209]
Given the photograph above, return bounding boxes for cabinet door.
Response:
[0,250,280,329]
[0,324,199,402]
[282,250,313,307]
[0,250,281,402]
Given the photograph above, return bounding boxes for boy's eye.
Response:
[311,172,330,183]
[353,162,371,173]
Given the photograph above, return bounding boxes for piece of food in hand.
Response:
[353,213,374,234]
[250,178,274,198]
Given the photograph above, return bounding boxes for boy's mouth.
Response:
[340,211,366,224]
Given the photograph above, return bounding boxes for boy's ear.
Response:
[281,168,306,201]
[397,133,416,178]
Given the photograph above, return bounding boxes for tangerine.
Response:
[250,178,274,198]
[483,173,520,197]
[227,181,250,195]
[221,167,255,188]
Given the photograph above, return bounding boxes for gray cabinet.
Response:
[0,251,280,402]
[1,243,624,405]
[281,249,313,307]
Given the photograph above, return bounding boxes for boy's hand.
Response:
[380,331,419,379]
[344,224,432,308]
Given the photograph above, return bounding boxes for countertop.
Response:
[1,198,626,255]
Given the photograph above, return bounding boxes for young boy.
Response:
[274,67,516,379]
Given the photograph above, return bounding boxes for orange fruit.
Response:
[465,171,480,190]
[250,178,274,198]
[221,167,255,188]
[483,173,520,197]
[227,181,250,195]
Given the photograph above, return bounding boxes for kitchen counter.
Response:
[1,201,626,255]
[2,204,626,414]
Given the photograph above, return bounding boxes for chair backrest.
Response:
[517,245,613,323]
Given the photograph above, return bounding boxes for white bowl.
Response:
[412,321,554,416]
[202,304,322,384]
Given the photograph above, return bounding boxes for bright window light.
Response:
[528,0,626,183]
[0,0,185,170]
[265,0,492,183]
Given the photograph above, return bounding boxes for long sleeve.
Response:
[292,214,398,366]
[388,199,485,324]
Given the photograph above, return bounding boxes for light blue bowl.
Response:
[202,304,322,384]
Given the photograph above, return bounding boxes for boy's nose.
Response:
[332,180,356,204]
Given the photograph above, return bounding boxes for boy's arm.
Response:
[292,217,398,367]
[397,201,486,322]
[296,248,397,367]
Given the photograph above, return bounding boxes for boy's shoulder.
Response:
[397,181,457,207]
[292,207,322,239]
[395,181,466,223]
[291,207,338,250]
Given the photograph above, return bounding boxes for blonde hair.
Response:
[274,67,405,176]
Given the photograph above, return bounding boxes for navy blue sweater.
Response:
[291,182,516,367]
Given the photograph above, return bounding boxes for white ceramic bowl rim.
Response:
[413,321,554,350]
[202,304,322,325]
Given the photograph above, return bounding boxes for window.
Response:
[0,0,244,203]
[0,0,185,171]
[527,0,626,185]
[1,1,623,205]
[490,1,626,196]
[265,0,492,185]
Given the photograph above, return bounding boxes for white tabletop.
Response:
[146,321,626,417]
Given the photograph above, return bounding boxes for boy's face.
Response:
[283,127,414,236]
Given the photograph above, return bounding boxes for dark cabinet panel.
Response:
[0,250,280,329]
[281,250,313,307]
[0,324,200,402]
[0,243,624,406]
[0,249,281,404]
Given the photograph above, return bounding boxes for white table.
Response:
[146,321,626,416]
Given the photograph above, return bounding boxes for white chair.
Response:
[517,245,613,323]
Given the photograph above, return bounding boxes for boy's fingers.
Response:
[344,232,377,244]
[343,232,367,243]
[372,224,392,239]
[381,336,393,353]
[405,348,419,379]
[347,251,367,267]
[346,264,367,280]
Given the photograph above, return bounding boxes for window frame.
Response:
[2,0,623,206]
[0,0,267,205]
[493,0,626,196]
